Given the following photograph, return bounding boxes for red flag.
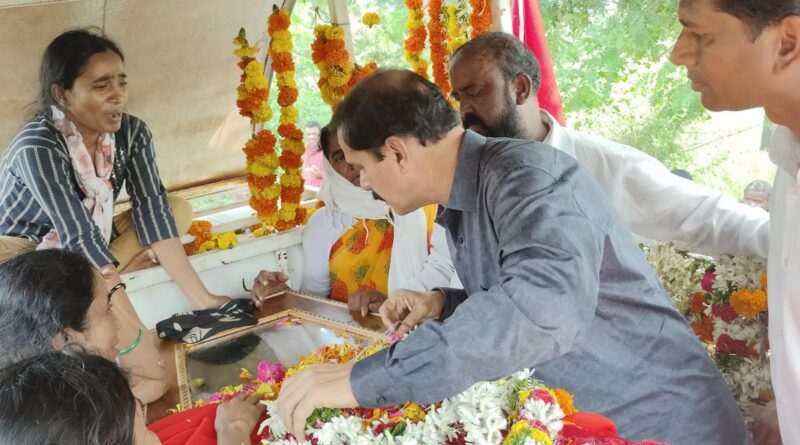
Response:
[512,0,566,124]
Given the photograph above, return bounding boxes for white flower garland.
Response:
[258,369,564,445]
[643,242,702,314]
[712,254,766,292]
[645,242,771,424]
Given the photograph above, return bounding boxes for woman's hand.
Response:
[347,291,387,317]
[251,271,291,307]
[204,294,231,309]
[215,393,266,445]
[149,238,229,310]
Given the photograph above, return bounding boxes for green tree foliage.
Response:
[269,0,410,134]
[539,0,708,169]
[279,0,707,173]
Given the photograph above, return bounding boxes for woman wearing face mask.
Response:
[251,125,454,315]
[0,29,229,394]
[0,350,265,445]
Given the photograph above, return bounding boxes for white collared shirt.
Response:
[766,125,800,443]
[541,110,770,257]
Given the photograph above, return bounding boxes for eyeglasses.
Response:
[108,282,127,301]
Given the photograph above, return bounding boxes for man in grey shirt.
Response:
[276,69,749,444]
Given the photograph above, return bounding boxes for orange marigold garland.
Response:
[311,24,354,110]
[311,25,378,110]
[404,0,429,78]
[428,0,451,95]
[469,0,492,38]
[234,29,280,225]
[346,61,378,92]
[183,221,239,256]
[269,6,308,230]
[729,288,769,318]
[553,388,577,417]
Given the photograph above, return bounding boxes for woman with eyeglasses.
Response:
[0,248,169,403]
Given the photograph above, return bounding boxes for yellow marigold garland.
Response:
[428,0,451,95]
[234,29,280,224]
[311,24,354,110]
[469,0,492,38]
[729,288,768,318]
[311,24,378,111]
[404,0,429,78]
[503,421,553,445]
[268,6,308,231]
[183,220,240,256]
[362,12,380,28]
[446,5,468,55]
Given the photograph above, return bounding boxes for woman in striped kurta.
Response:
[0,29,227,401]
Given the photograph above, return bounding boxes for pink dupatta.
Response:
[38,106,116,249]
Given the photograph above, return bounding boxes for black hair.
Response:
[0,350,135,445]
[451,32,542,92]
[744,179,772,196]
[330,69,460,159]
[305,120,322,130]
[716,0,800,39]
[0,249,97,367]
[38,28,124,113]
[318,124,333,159]
[671,169,693,181]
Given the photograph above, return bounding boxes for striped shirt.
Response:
[0,112,178,268]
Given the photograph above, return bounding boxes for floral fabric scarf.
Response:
[37,106,116,250]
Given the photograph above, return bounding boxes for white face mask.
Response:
[317,157,390,220]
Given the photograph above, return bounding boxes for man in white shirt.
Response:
[448,32,769,258]
[670,1,800,444]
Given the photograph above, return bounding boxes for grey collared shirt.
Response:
[351,130,750,444]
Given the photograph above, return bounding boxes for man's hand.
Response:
[379,289,445,335]
[215,393,266,445]
[251,271,290,307]
[348,291,387,317]
[753,400,783,445]
[277,363,357,440]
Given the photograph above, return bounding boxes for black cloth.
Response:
[156,299,256,344]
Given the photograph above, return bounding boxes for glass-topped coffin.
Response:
[176,305,384,409]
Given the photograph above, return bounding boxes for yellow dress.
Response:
[328,205,437,302]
